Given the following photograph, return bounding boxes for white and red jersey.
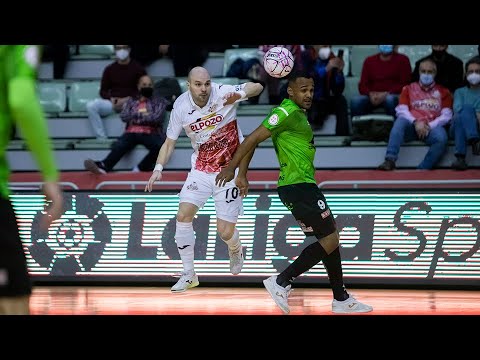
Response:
[166,82,246,173]
[395,82,453,129]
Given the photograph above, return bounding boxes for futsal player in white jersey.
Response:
[145,67,263,292]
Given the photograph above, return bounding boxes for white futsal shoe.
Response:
[332,295,373,313]
[171,271,199,293]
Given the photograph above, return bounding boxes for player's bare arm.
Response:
[215,125,271,187]
[145,137,177,192]
[222,82,264,106]
[236,147,255,197]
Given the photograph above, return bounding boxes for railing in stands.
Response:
[317,179,480,189]
[94,180,278,190]
[9,182,80,190]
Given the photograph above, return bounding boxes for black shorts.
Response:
[277,182,337,239]
[0,197,32,296]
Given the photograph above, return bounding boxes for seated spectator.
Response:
[84,75,169,173]
[86,45,146,140]
[351,45,411,117]
[160,44,209,77]
[301,45,349,135]
[378,59,453,170]
[412,45,464,94]
[450,56,480,170]
[129,45,168,67]
[42,44,71,79]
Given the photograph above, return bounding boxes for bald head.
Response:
[188,66,210,82]
[187,67,212,108]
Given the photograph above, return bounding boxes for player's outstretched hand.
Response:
[215,167,235,187]
[235,174,249,197]
[222,92,241,106]
[40,181,64,231]
[145,170,163,192]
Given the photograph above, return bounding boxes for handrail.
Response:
[8,181,79,190]
[318,179,480,189]
[95,180,277,190]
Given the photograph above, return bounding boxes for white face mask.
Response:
[467,72,480,85]
[116,49,130,61]
[318,47,331,60]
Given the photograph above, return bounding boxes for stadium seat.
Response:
[222,48,259,76]
[37,82,67,114]
[350,46,379,77]
[449,45,478,64]
[177,77,241,93]
[75,45,114,59]
[343,76,360,105]
[397,45,431,69]
[68,81,101,112]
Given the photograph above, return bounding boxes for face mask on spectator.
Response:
[140,87,153,98]
[379,45,393,54]
[116,49,130,61]
[467,73,480,85]
[318,47,331,60]
[420,73,434,86]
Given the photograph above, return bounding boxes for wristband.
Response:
[237,90,247,100]
[154,164,164,172]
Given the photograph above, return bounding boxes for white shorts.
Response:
[178,169,244,223]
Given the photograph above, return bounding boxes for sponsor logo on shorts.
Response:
[321,209,331,219]
[187,182,198,191]
[298,220,313,232]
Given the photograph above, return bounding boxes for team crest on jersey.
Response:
[190,113,224,132]
[268,114,279,126]
[208,104,218,112]
[318,200,325,209]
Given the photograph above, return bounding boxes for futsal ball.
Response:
[263,47,294,78]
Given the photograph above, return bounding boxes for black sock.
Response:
[323,247,349,301]
[456,154,466,159]
[276,241,327,288]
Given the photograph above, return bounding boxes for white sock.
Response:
[175,221,195,273]
[222,228,241,253]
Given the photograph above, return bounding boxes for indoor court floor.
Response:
[29,286,480,315]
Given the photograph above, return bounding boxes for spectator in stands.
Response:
[350,45,411,117]
[301,45,349,135]
[378,59,453,170]
[159,44,209,77]
[258,45,303,104]
[42,44,71,79]
[129,45,168,67]
[84,75,169,174]
[450,56,480,170]
[412,45,464,94]
[86,45,146,140]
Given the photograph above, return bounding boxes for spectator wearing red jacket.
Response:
[351,45,411,117]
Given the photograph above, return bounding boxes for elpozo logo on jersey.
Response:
[190,113,224,132]
[268,114,279,126]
